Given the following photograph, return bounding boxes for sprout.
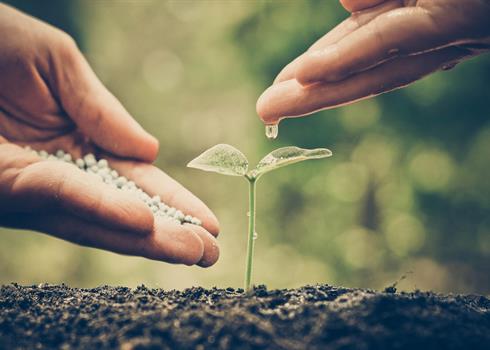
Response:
[188,144,332,291]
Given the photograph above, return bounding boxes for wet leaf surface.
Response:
[255,147,332,177]
[187,144,248,177]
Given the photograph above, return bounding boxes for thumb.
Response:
[52,37,159,162]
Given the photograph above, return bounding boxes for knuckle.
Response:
[55,30,81,63]
[58,30,78,50]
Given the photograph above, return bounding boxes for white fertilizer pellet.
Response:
[26,147,202,226]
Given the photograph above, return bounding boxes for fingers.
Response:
[106,158,220,236]
[273,14,368,84]
[4,148,154,235]
[257,46,472,123]
[186,224,220,267]
[52,37,159,162]
[296,6,453,85]
[273,0,403,84]
[274,54,307,84]
[1,213,211,266]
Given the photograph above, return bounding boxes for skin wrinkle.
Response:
[357,8,430,62]
[371,15,388,58]
[0,106,68,133]
[343,13,402,75]
[26,64,59,119]
[0,62,69,130]
[56,41,91,126]
[401,8,480,54]
[41,33,70,104]
[344,13,362,36]
[0,93,54,131]
[36,54,65,119]
[0,112,68,142]
[1,61,60,126]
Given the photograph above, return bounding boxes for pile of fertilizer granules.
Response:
[25,147,201,226]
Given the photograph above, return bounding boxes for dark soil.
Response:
[0,284,489,350]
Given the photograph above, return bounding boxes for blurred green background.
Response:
[1,0,489,294]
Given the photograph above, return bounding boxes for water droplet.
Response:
[265,124,278,140]
[253,232,258,240]
[441,63,456,71]
[387,48,399,56]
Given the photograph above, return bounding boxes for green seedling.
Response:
[187,144,332,291]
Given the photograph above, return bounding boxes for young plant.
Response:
[187,144,332,291]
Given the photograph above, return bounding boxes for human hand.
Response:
[257,0,490,124]
[0,4,220,267]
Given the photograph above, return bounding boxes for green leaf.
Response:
[187,144,249,176]
[254,146,332,177]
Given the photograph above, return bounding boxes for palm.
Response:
[0,79,219,260]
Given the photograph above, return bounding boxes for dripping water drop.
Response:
[265,124,278,140]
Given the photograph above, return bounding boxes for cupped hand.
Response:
[257,0,490,124]
[0,4,220,267]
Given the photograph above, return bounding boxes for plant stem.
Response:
[245,178,256,291]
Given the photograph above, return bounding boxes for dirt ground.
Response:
[0,283,489,349]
